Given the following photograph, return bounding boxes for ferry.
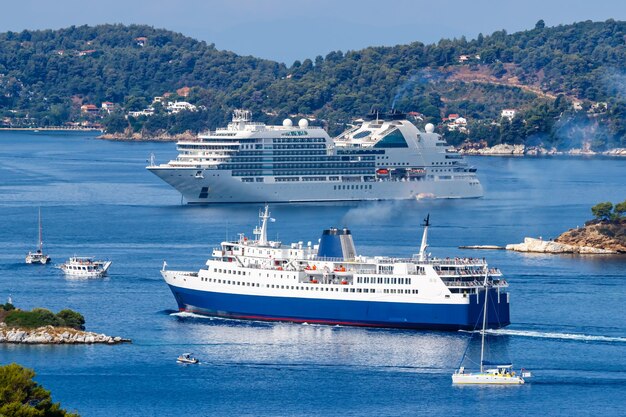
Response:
[147,109,483,203]
[59,256,112,278]
[162,207,510,330]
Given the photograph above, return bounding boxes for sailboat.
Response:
[452,265,531,385]
[25,208,51,265]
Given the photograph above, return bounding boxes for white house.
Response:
[167,101,197,114]
[501,109,517,120]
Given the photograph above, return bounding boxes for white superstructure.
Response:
[147,110,483,203]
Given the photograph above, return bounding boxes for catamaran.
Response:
[25,208,50,265]
[452,267,531,384]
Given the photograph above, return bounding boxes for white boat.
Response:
[452,267,530,385]
[147,109,483,204]
[177,353,199,364]
[25,208,50,265]
[59,256,112,278]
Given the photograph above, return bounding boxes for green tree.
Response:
[0,363,79,416]
[56,309,85,330]
[614,200,626,218]
[591,202,613,221]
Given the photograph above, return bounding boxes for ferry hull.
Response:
[167,284,510,331]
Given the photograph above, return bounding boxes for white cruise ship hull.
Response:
[149,167,483,203]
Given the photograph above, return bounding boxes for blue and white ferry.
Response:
[162,207,510,330]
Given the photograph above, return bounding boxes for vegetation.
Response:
[1,20,625,148]
[0,363,79,416]
[3,308,85,330]
[591,200,626,221]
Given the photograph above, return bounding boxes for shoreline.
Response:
[0,325,131,344]
[456,143,626,157]
[0,127,102,132]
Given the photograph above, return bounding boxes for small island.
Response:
[506,201,626,254]
[0,303,130,344]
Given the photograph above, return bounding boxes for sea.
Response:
[0,131,625,416]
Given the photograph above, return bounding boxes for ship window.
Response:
[357,289,362,293]
[407,278,411,284]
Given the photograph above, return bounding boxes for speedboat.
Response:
[59,256,112,278]
[177,353,199,364]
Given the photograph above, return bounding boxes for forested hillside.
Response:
[0,20,625,149]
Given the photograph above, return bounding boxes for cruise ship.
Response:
[162,207,510,330]
[147,110,483,203]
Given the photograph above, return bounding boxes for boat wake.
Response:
[170,311,211,319]
[485,328,626,343]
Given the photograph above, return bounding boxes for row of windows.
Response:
[334,184,373,190]
[357,276,412,284]
[272,138,326,143]
[273,170,372,175]
[199,276,421,296]
[272,144,326,150]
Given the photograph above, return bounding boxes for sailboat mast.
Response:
[38,207,43,252]
[479,264,489,373]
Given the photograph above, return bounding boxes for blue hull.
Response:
[168,285,510,331]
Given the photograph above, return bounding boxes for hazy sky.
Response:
[3,0,626,63]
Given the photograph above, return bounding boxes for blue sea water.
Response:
[0,130,625,416]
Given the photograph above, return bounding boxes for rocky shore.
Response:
[506,220,626,254]
[505,237,618,254]
[457,143,626,157]
[97,130,197,142]
[0,324,131,344]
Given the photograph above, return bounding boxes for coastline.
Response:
[457,143,626,157]
[97,131,197,142]
[0,324,131,344]
[0,127,102,132]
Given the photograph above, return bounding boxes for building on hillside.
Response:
[167,101,197,114]
[572,101,583,111]
[501,109,517,121]
[78,49,96,56]
[458,55,470,63]
[446,116,468,133]
[80,104,99,114]
[176,87,191,97]
[135,37,147,47]
[101,102,116,113]
[128,109,155,118]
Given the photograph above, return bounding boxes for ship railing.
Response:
[443,279,508,288]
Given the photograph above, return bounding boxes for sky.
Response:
[2,0,626,64]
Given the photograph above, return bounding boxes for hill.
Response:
[0,20,625,149]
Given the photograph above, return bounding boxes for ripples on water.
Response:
[0,131,625,416]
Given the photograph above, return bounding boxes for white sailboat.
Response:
[452,266,531,385]
[25,208,50,265]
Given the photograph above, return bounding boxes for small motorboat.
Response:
[177,353,199,364]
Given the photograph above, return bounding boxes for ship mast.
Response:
[418,214,429,261]
[480,264,489,373]
[254,205,270,246]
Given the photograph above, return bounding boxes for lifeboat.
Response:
[310,279,318,284]
[376,168,389,175]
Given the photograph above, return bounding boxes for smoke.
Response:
[552,114,611,151]
[391,69,443,110]
[601,67,626,100]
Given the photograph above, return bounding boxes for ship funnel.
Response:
[317,228,356,261]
